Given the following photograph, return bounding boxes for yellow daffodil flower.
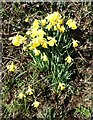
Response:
[58,19,64,24]
[31,29,38,38]
[7,62,16,72]
[38,38,47,48]
[12,35,21,46]
[25,17,29,22]
[32,19,39,29]
[71,23,77,30]
[58,82,65,91]
[48,38,57,46]
[42,42,47,48]
[33,48,40,56]
[66,19,77,30]
[37,29,46,38]
[72,39,79,48]
[57,23,61,30]
[53,11,61,19]
[32,38,40,48]
[33,100,40,108]
[51,21,56,26]
[9,34,27,46]
[41,53,48,61]
[46,24,52,31]
[59,25,65,33]
[46,12,61,25]
[18,92,25,99]
[41,19,46,26]
[65,55,72,63]
[26,86,34,95]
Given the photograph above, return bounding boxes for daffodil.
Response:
[37,38,47,48]
[9,34,27,46]
[46,12,61,25]
[42,42,47,48]
[53,11,61,19]
[41,53,48,61]
[58,82,65,91]
[33,100,40,108]
[48,37,57,46]
[18,92,25,99]
[41,19,46,26]
[66,19,77,30]
[58,19,64,24]
[59,25,65,33]
[65,55,72,63]
[11,35,21,46]
[31,29,38,38]
[32,37,40,48]
[33,48,40,56]
[51,21,56,26]
[46,24,52,31]
[26,86,34,95]
[7,62,16,72]
[32,19,39,29]
[57,23,61,30]
[37,29,46,38]
[72,39,79,48]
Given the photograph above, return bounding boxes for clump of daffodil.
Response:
[18,92,26,99]
[66,19,77,30]
[9,34,27,46]
[26,86,34,95]
[72,38,79,48]
[7,62,16,72]
[41,53,48,61]
[33,100,40,108]
[58,82,65,91]
[65,55,72,63]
